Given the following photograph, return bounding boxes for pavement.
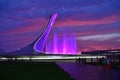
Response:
[57,62,120,80]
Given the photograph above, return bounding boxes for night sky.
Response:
[0,0,120,52]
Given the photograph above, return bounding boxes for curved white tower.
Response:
[33,13,58,53]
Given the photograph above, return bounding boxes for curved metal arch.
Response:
[33,13,58,52]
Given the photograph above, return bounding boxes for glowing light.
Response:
[46,32,78,54]
[0,57,8,60]
[17,57,30,60]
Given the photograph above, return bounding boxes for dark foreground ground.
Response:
[1,62,120,80]
[0,62,74,80]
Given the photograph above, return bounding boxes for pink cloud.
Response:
[55,14,120,27]
[77,33,120,41]
[0,18,47,36]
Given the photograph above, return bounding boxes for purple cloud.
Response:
[77,33,120,41]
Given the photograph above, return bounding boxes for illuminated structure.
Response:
[1,13,78,55]
[33,13,58,53]
[1,13,57,55]
[33,13,78,54]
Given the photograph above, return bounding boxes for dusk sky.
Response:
[0,0,120,52]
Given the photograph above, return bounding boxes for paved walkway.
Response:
[57,62,120,80]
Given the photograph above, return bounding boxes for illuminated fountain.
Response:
[46,32,78,55]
